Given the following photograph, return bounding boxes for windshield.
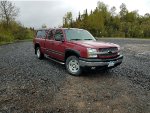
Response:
[65,29,96,41]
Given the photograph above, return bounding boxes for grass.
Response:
[0,41,13,45]
[0,39,33,46]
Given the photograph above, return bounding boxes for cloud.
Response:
[15,1,72,28]
[13,0,150,29]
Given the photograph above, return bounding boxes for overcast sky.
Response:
[13,0,150,29]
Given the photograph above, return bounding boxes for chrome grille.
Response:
[98,47,118,58]
[99,47,118,53]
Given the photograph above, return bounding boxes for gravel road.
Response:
[0,39,150,113]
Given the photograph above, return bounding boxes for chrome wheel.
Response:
[66,56,82,76]
[68,59,80,73]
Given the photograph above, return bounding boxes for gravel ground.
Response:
[0,38,150,113]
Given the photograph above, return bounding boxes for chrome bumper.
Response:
[79,55,123,67]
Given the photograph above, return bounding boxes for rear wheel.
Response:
[66,56,82,76]
[36,47,44,59]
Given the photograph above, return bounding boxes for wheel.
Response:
[66,56,82,76]
[36,47,44,59]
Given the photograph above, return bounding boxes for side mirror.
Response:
[61,34,65,42]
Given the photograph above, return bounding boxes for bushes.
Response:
[0,34,14,42]
[12,26,34,40]
[111,32,125,38]
[0,29,14,42]
[0,21,35,44]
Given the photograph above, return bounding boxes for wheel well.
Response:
[35,43,40,54]
[65,51,80,61]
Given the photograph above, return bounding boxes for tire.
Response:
[36,47,44,59]
[66,56,82,76]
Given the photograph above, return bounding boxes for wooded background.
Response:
[63,1,150,38]
[0,1,34,44]
[0,1,150,45]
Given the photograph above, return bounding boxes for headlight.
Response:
[87,48,97,58]
[117,46,121,51]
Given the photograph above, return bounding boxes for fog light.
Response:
[91,67,96,70]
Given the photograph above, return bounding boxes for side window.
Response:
[54,30,63,41]
[36,30,46,38]
[48,30,55,40]
[41,30,46,38]
[36,31,42,38]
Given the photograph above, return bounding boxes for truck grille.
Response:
[99,47,118,53]
[98,47,118,58]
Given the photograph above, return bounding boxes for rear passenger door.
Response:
[45,29,55,57]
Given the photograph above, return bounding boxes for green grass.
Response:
[0,41,13,45]
[0,39,33,46]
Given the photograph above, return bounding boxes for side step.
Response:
[44,54,65,65]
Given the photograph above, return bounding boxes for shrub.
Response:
[0,21,35,43]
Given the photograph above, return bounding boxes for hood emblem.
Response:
[108,51,112,54]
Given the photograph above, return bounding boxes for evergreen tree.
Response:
[62,1,150,38]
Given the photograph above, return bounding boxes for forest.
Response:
[0,1,150,45]
[63,1,150,38]
[0,1,34,44]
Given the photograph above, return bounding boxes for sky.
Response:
[13,0,150,29]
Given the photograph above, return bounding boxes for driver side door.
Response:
[52,29,66,61]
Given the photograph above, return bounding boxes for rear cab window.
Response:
[36,30,47,38]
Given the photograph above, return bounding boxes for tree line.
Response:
[0,1,34,44]
[63,1,150,38]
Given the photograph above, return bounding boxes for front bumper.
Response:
[79,55,123,67]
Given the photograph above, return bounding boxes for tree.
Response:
[78,11,81,21]
[125,10,138,22]
[63,12,73,28]
[97,1,107,12]
[0,1,19,27]
[119,3,128,20]
[81,9,89,29]
[144,13,150,18]
[110,6,116,17]
[62,1,150,38]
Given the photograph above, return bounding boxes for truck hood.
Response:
[70,40,119,48]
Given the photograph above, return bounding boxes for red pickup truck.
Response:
[33,28,123,76]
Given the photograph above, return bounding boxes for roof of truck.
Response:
[36,28,84,31]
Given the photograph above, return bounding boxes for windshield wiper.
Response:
[84,39,93,40]
[70,39,81,41]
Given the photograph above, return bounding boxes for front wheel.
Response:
[66,56,82,76]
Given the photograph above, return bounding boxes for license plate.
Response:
[108,61,115,67]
